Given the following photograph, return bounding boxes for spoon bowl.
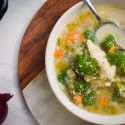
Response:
[84,0,125,50]
[84,0,118,29]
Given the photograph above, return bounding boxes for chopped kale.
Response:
[107,51,125,75]
[112,87,125,102]
[83,91,96,106]
[75,81,92,94]
[84,30,96,42]
[73,51,100,76]
[101,34,116,52]
[107,51,125,66]
[74,81,96,106]
[58,70,68,85]
[120,63,125,75]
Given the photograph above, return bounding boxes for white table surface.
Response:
[0,0,45,125]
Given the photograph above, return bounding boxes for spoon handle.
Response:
[84,0,101,21]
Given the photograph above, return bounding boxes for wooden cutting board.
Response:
[18,0,81,90]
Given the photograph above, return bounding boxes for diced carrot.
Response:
[74,95,83,105]
[55,49,63,58]
[99,97,108,105]
[66,31,84,44]
[108,44,116,53]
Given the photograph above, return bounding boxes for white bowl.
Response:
[45,1,125,124]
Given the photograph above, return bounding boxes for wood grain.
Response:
[18,0,81,90]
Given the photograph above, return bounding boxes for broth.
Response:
[54,5,125,115]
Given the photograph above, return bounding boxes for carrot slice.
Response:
[99,97,108,105]
[108,44,116,53]
[66,31,84,44]
[74,95,83,105]
[55,49,63,58]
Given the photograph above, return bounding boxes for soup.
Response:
[54,5,125,115]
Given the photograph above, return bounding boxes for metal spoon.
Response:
[84,0,125,51]
[84,0,118,29]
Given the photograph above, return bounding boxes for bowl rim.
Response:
[45,1,125,125]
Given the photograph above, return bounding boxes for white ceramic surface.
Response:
[46,1,125,125]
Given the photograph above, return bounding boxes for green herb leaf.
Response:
[58,70,67,85]
[107,51,125,65]
[75,81,92,94]
[74,51,100,76]
[83,91,96,106]
[121,63,125,75]
[107,51,125,75]
[84,30,96,42]
[101,34,116,52]
[74,81,96,106]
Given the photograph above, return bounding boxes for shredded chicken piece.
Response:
[87,40,116,87]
